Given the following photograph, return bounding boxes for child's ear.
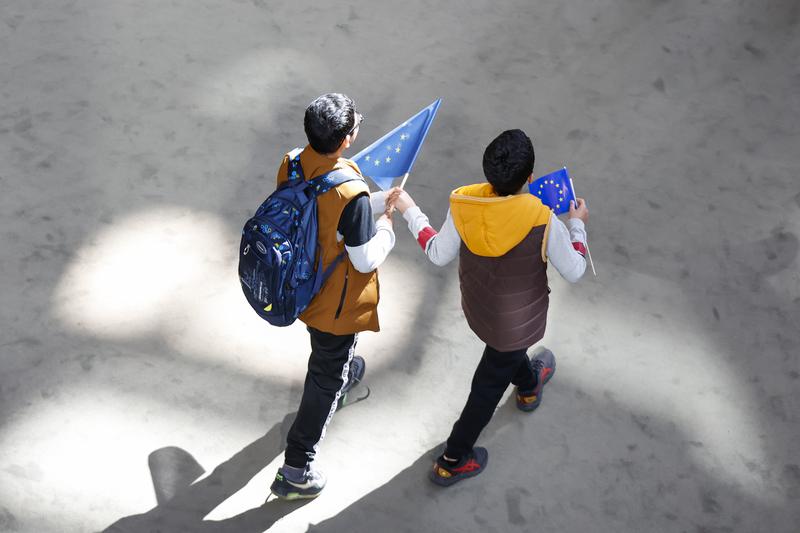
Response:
[527,173,534,184]
[346,128,358,148]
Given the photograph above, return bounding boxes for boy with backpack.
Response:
[387,129,590,486]
[266,93,396,500]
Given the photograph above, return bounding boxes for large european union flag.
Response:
[352,99,441,191]
[529,167,576,215]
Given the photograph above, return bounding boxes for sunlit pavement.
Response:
[1,1,799,532]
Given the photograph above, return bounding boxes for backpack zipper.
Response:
[334,266,349,319]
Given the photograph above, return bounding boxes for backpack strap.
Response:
[307,167,365,196]
[307,166,368,293]
[312,249,347,295]
[287,148,305,182]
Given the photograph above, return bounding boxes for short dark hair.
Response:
[304,93,358,155]
[482,129,535,196]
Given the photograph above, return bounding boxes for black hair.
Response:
[481,129,535,196]
[304,93,358,155]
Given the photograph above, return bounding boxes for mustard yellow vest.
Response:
[276,147,380,334]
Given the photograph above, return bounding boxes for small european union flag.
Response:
[352,99,441,191]
[529,167,576,216]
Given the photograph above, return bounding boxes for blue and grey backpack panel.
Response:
[238,148,363,327]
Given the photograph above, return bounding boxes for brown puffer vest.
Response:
[459,227,549,351]
[449,183,552,352]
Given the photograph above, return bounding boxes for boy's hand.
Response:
[385,187,402,211]
[377,208,394,229]
[569,198,589,224]
[387,188,417,214]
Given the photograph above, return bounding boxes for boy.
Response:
[269,93,396,499]
[389,129,589,486]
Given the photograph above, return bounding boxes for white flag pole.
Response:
[568,175,597,277]
[386,173,410,215]
[399,172,410,190]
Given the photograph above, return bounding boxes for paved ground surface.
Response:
[1,1,799,532]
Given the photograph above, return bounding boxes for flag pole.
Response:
[568,175,597,277]
[386,173,410,215]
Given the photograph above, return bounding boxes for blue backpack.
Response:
[239,149,363,326]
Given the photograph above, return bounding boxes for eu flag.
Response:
[529,167,576,215]
[352,99,441,191]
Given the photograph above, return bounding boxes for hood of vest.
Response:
[449,183,552,258]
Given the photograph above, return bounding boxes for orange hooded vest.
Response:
[276,147,380,335]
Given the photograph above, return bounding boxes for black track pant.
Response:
[444,344,537,460]
[284,327,357,468]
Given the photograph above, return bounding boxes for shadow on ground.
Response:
[103,412,308,533]
[308,380,798,533]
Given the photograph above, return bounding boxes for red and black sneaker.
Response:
[516,348,556,412]
[428,447,489,487]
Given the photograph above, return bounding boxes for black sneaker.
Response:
[269,465,326,500]
[342,355,365,394]
[337,356,366,409]
[428,447,488,487]
[516,348,556,412]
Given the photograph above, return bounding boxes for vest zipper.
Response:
[334,266,349,320]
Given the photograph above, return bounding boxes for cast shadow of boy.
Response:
[103,412,309,533]
[306,395,521,533]
[306,383,792,533]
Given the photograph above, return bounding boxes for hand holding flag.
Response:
[529,168,576,216]
[352,99,441,191]
[530,167,596,276]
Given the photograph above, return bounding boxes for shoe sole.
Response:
[270,478,325,501]
[270,489,322,501]
[337,385,371,410]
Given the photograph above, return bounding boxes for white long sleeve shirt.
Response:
[401,206,588,282]
[336,190,395,274]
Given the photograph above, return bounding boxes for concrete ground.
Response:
[1,0,799,531]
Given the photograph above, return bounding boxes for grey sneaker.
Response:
[269,464,326,500]
[428,447,489,487]
[342,356,365,394]
[337,356,367,409]
[516,348,556,412]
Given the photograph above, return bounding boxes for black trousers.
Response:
[284,327,357,468]
[445,344,537,460]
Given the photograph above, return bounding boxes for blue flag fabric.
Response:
[352,99,441,191]
[529,167,577,216]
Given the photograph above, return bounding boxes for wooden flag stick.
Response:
[399,172,410,190]
[568,177,597,277]
[584,235,597,277]
[387,173,410,215]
